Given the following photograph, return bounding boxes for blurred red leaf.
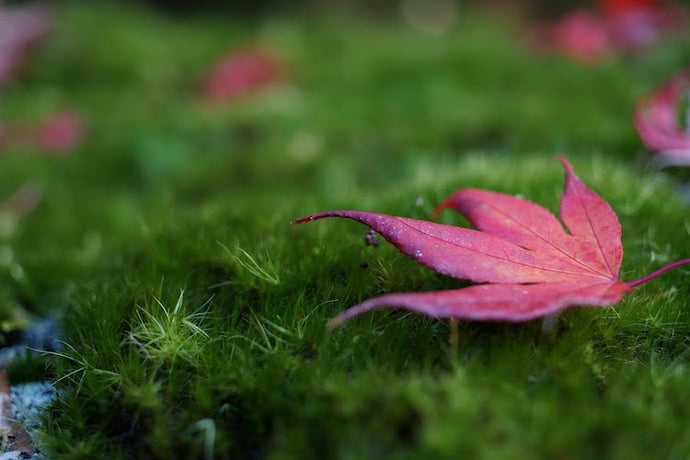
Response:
[36,110,87,154]
[533,0,683,63]
[0,2,51,85]
[201,47,283,102]
[295,158,690,327]
[543,10,614,64]
[599,0,661,17]
[601,0,678,50]
[634,69,690,166]
[0,110,86,155]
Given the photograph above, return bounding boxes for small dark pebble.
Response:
[365,229,381,247]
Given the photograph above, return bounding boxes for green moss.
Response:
[1,2,690,458]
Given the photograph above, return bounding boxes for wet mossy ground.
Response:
[2,2,690,458]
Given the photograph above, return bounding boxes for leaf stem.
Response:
[627,258,690,288]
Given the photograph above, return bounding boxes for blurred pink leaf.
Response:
[295,157,690,327]
[600,0,661,15]
[600,0,679,50]
[35,110,87,154]
[0,110,86,155]
[634,69,690,167]
[533,0,683,63]
[543,10,614,64]
[201,47,284,102]
[0,2,51,85]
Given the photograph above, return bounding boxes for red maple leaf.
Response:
[540,10,615,64]
[200,47,283,102]
[0,110,86,155]
[634,68,690,167]
[295,158,690,327]
[599,0,661,18]
[600,0,679,51]
[531,1,682,64]
[35,110,87,154]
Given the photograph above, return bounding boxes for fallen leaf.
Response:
[35,110,87,154]
[634,69,690,167]
[599,0,661,17]
[294,157,690,327]
[602,0,682,51]
[531,1,682,63]
[200,47,283,102]
[0,2,52,86]
[0,370,13,435]
[535,10,614,64]
[0,110,86,155]
[0,370,35,457]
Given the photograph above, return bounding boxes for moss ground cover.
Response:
[2,2,690,457]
